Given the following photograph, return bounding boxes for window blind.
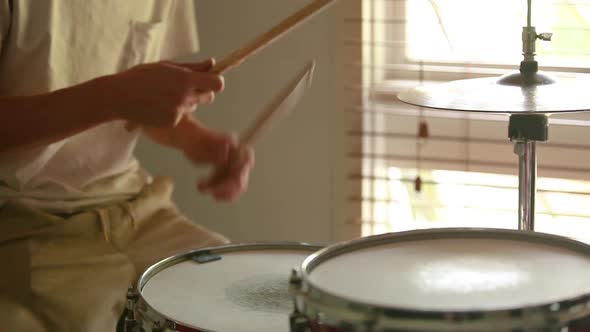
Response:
[342,0,590,239]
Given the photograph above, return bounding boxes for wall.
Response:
[136,0,346,245]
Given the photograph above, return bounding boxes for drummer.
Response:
[0,2,254,331]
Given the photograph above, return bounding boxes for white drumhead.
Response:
[308,237,590,311]
[142,248,313,332]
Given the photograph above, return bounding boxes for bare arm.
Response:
[0,78,114,154]
[0,59,223,155]
[0,56,251,201]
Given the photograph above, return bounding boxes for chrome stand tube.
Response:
[508,114,547,232]
[514,141,537,231]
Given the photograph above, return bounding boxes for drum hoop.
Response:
[297,228,590,329]
[136,242,322,332]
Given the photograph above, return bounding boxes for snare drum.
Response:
[290,229,590,331]
[135,243,321,332]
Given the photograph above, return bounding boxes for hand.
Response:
[143,115,255,202]
[99,58,224,128]
[197,144,255,202]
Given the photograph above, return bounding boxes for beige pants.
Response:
[0,177,229,332]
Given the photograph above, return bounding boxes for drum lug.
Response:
[149,319,176,332]
[289,268,303,302]
[124,286,140,332]
[289,269,310,332]
[165,321,177,332]
[289,269,302,286]
[152,321,162,332]
[290,311,310,332]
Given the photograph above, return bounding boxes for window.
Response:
[343,0,590,241]
[407,0,590,67]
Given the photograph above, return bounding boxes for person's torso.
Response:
[0,0,200,213]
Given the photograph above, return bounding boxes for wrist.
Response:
[142,115,192,150]
[173,115,194,152]
[42,78,117,124]
[77,74,122,122]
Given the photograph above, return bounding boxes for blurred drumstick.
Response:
[210,0,335,75]
[199,61,315,190]
[240,61,315,146]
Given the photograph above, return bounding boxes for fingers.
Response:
[194,91,215,105]
[177,58,225,92]
[211,157,253,201]
[176,64,223,126]
[200,172,249,202]
[179,58,216,72]
[197,146,255,201]
[189,72,225,93]
[173,59,225,110]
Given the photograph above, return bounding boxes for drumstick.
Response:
[199,61,315,190]
[239,61,315,147]
[210,0,336,75]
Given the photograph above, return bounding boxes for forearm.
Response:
[0,59,224,156]
[142,114,232,167]
[0,77,115,154]
[142,115,198,152]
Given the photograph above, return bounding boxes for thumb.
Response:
[179,57,216,72]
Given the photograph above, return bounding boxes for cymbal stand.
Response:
[509,114,548,231]
[506,0,553,231]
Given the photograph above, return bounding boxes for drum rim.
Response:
[136,242,322,331]
[296,228,590,329]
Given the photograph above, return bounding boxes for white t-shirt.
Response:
[0,0,201,213]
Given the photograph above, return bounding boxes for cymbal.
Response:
[398,71,590,114]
